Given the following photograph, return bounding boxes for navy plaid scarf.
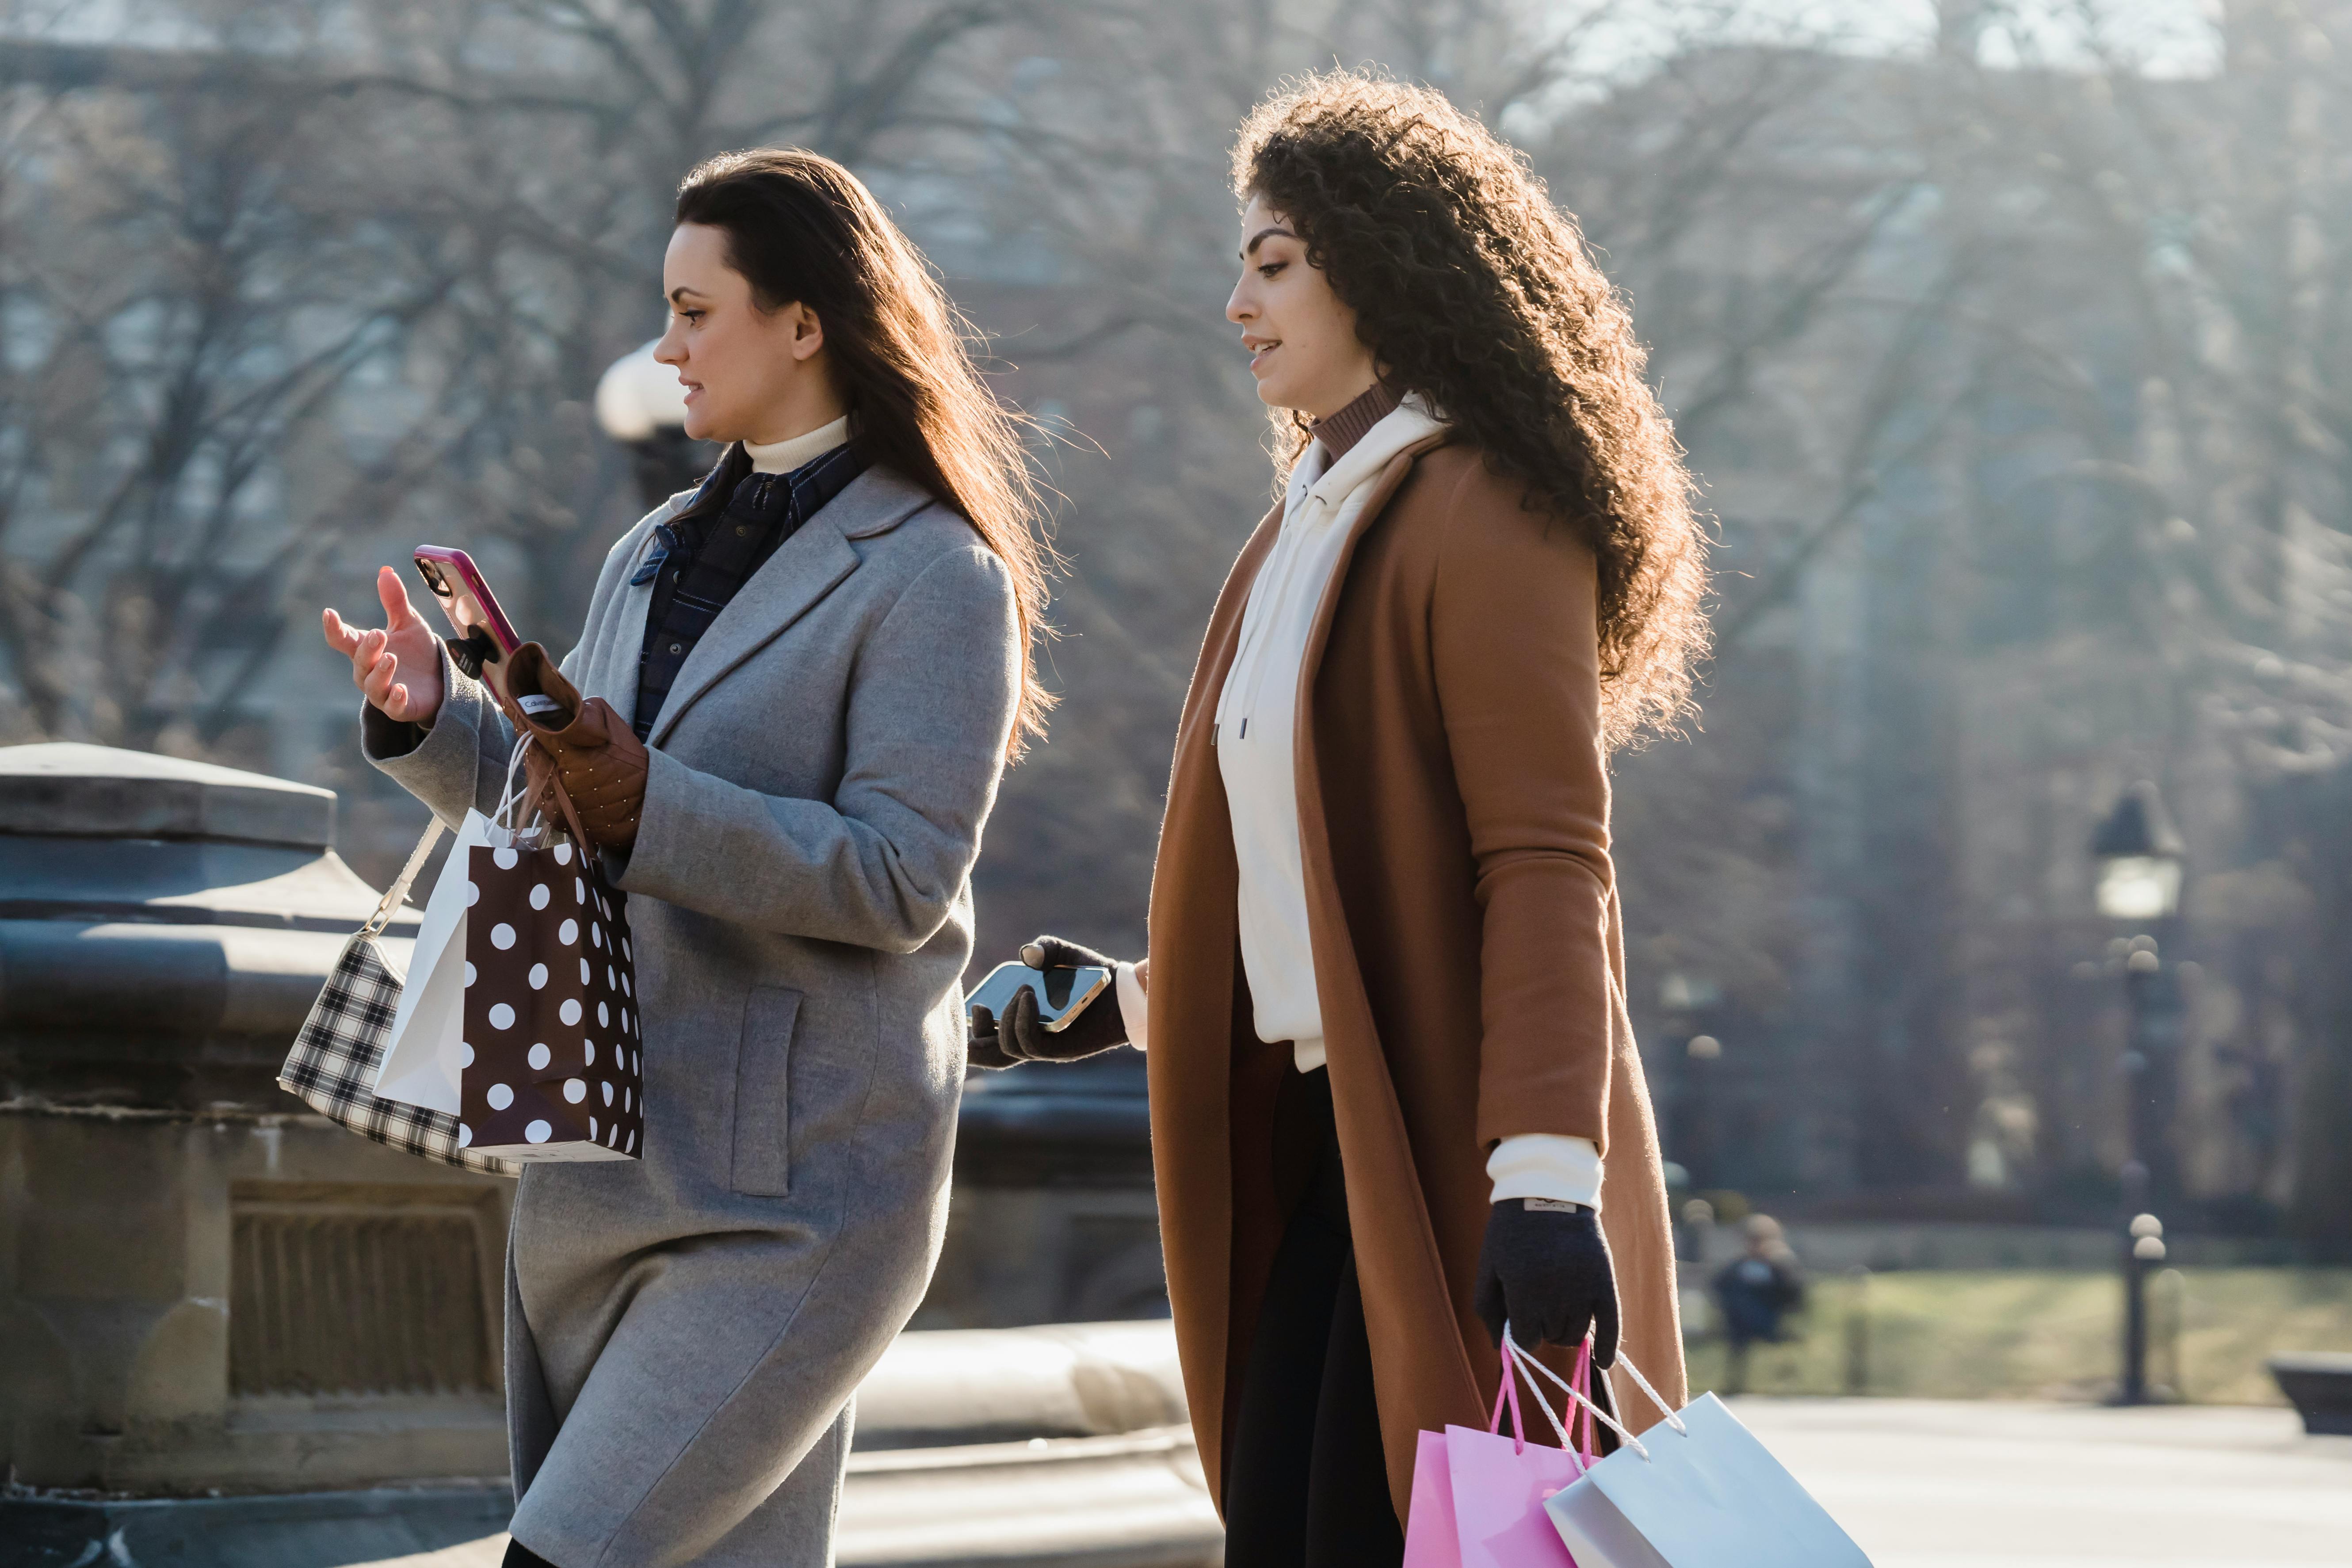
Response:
[630,438,868,740]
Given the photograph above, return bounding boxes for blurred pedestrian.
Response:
[326,149,1047,1568]
[967,67,1708,1567]
[1714,1215,1808,1394]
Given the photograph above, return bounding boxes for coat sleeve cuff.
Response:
[1486,1133,1603,1210]
[1115,961,1150,1051]
[361,641,501,826]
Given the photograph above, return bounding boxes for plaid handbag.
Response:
[278,818,523,1178]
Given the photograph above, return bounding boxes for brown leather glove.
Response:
[503,642,649,851]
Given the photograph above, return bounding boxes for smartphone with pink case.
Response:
[413,546,521,700]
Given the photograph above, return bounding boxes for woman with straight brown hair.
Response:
[325,147,1046,1566]
[970,72,1706,1563]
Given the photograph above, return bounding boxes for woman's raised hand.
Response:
[323,566,445,725]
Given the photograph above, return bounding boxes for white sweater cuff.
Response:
[1486,1133,1603,1210]
[1114,961,1149,1052]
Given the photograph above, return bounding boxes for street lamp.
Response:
[2092,783,2184,923]
[2090,780,2184,1405]
[595,339,713,511]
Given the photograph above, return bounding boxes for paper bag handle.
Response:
[1599,1351,1688,1438]
[361,816,447,939]
[1488,1346,1531,1453]
[1502,1325,1662,1462]
[1490,1323,1594,1467]
[486,683,602,862]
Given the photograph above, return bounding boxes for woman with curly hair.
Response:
[969,69,1706,1561]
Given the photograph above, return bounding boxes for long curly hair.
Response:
[1234,71,1707,747]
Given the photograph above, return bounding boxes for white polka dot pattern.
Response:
[457,836,642,1161]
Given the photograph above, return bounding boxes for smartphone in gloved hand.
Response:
[966,961,1112,1034]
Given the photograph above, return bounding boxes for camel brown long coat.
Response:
[1144,436,1687,1526]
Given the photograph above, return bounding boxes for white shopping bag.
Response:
[373,809,508,1114]
[1524,1334,1872,1568]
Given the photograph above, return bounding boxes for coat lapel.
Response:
[599,530,662,736]
[584,458,735,735]
[643,464,929,751]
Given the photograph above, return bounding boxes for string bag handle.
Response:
[486,686,600,859]
[1599,1351,1689,1440]
[1489,1326,1574,1457]
[1501,1325,1658,1462]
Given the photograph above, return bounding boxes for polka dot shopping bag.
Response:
[456,765,644,1164]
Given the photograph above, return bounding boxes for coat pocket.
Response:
[729,985,802,1197]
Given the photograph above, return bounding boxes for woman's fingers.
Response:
[376,564,421,630]
[359,649,391,704]
[1002,984,1044,1056]
[361,645,405,711]
[331,576,439,724]
[351,629,387,691]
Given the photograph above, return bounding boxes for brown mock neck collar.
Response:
[1311,382,1402,460]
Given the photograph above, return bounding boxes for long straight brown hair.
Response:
[674,148,1052,755]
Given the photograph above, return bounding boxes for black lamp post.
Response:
[595,339,715,510]
[2090,780,2184,1405]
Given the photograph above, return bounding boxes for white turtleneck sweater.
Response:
[1117,395,1603,1212]
[743,415,850,474]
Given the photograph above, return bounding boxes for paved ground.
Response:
[1733,1397,2352,1566]
[347,1399,2352,1567]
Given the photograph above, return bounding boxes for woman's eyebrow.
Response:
[1241,225,1297,259]
[667,285,708,305]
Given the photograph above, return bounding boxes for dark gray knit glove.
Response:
[966,935,1130,1069]
[1474,1200,1621,1366]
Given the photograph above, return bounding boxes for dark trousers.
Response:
[1223,1068,1407,1568]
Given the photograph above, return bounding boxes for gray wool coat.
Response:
[365,461,1021,1567]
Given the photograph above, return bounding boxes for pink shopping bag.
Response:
[1403,1329,1596,1567]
